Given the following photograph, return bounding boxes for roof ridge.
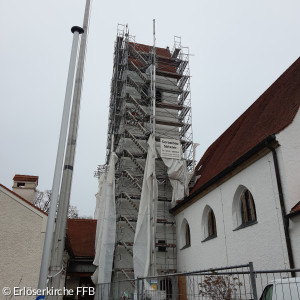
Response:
[0,183,47,216]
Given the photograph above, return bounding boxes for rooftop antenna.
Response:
[150,18,157,277]
[152,19,156,136]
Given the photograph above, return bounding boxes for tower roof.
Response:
[129,42,178,76]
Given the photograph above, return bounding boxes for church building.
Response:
[171,57,300,272]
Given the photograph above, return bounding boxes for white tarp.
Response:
[133,134,158,279]
[162,158,191,202]
[93,173,106,262]
[162,143,199,202]
[92,153,117,300]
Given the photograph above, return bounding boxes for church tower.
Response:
[95,24,194,297]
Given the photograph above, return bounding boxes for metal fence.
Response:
[95,263,300,300]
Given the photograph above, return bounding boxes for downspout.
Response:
[267,142,296,277]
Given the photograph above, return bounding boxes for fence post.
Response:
[249,262,258,300]
[142,278,145,300]
[116,281,119,299]
[172,276,176,300]
[136,277,140,300]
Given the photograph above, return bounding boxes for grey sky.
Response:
[1,0,300,217]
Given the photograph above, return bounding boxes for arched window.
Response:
[240,189,257,224]
[232,185,258,229]
[208,209,217,237]
[185,223,191,246]
[180,219,191,249]
[201,205,217,242]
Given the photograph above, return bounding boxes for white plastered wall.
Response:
[175,152,291,273]
[289,215,300,269]
[0,186,47,300]
[276,109,300,210]
[276,109,300,269]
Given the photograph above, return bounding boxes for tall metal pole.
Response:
[150,19,157,277]
[47,1,91,298]
[37,25,84,294]
[152,19,156,137]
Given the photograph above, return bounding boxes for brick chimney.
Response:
[12,174,39,204]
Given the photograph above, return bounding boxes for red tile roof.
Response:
[290,201,300,216]
[67,219,97,257]
[0,183,47,215]
[129,42,178,75]
[130,42,172,58]
[190,57,300,195]
[13,174,39,184]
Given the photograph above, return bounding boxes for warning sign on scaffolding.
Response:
[150,279,158,290]
[160,138,181,160]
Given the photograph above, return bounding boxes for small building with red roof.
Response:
[171,57,300,272]
[0,175,97,299]
[0,179,47,297]
[65,218,97,296]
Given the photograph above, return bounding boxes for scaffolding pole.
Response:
[37,25,83,295]
[47,1,91,299]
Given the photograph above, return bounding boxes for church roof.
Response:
[190,57,300,195]
[289,201,300,217]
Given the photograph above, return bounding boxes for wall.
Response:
[0,186,47,300]
[276,109,300,211]
[175,151,291,272]
[12,180,37,204]
[273,109,300,270]
[289,215,300,270]
[12,185,36,204]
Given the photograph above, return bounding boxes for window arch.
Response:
[185,223,191,247]
[240,189,257,224]
[180,218,191,249]
[208,209,217,237]
[201,205,217,241]
[232,185,257,229]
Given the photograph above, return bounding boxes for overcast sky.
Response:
[1,0,300,217]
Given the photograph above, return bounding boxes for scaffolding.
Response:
[95,24,194,297]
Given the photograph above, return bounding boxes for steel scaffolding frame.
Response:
[94,24,194,297]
